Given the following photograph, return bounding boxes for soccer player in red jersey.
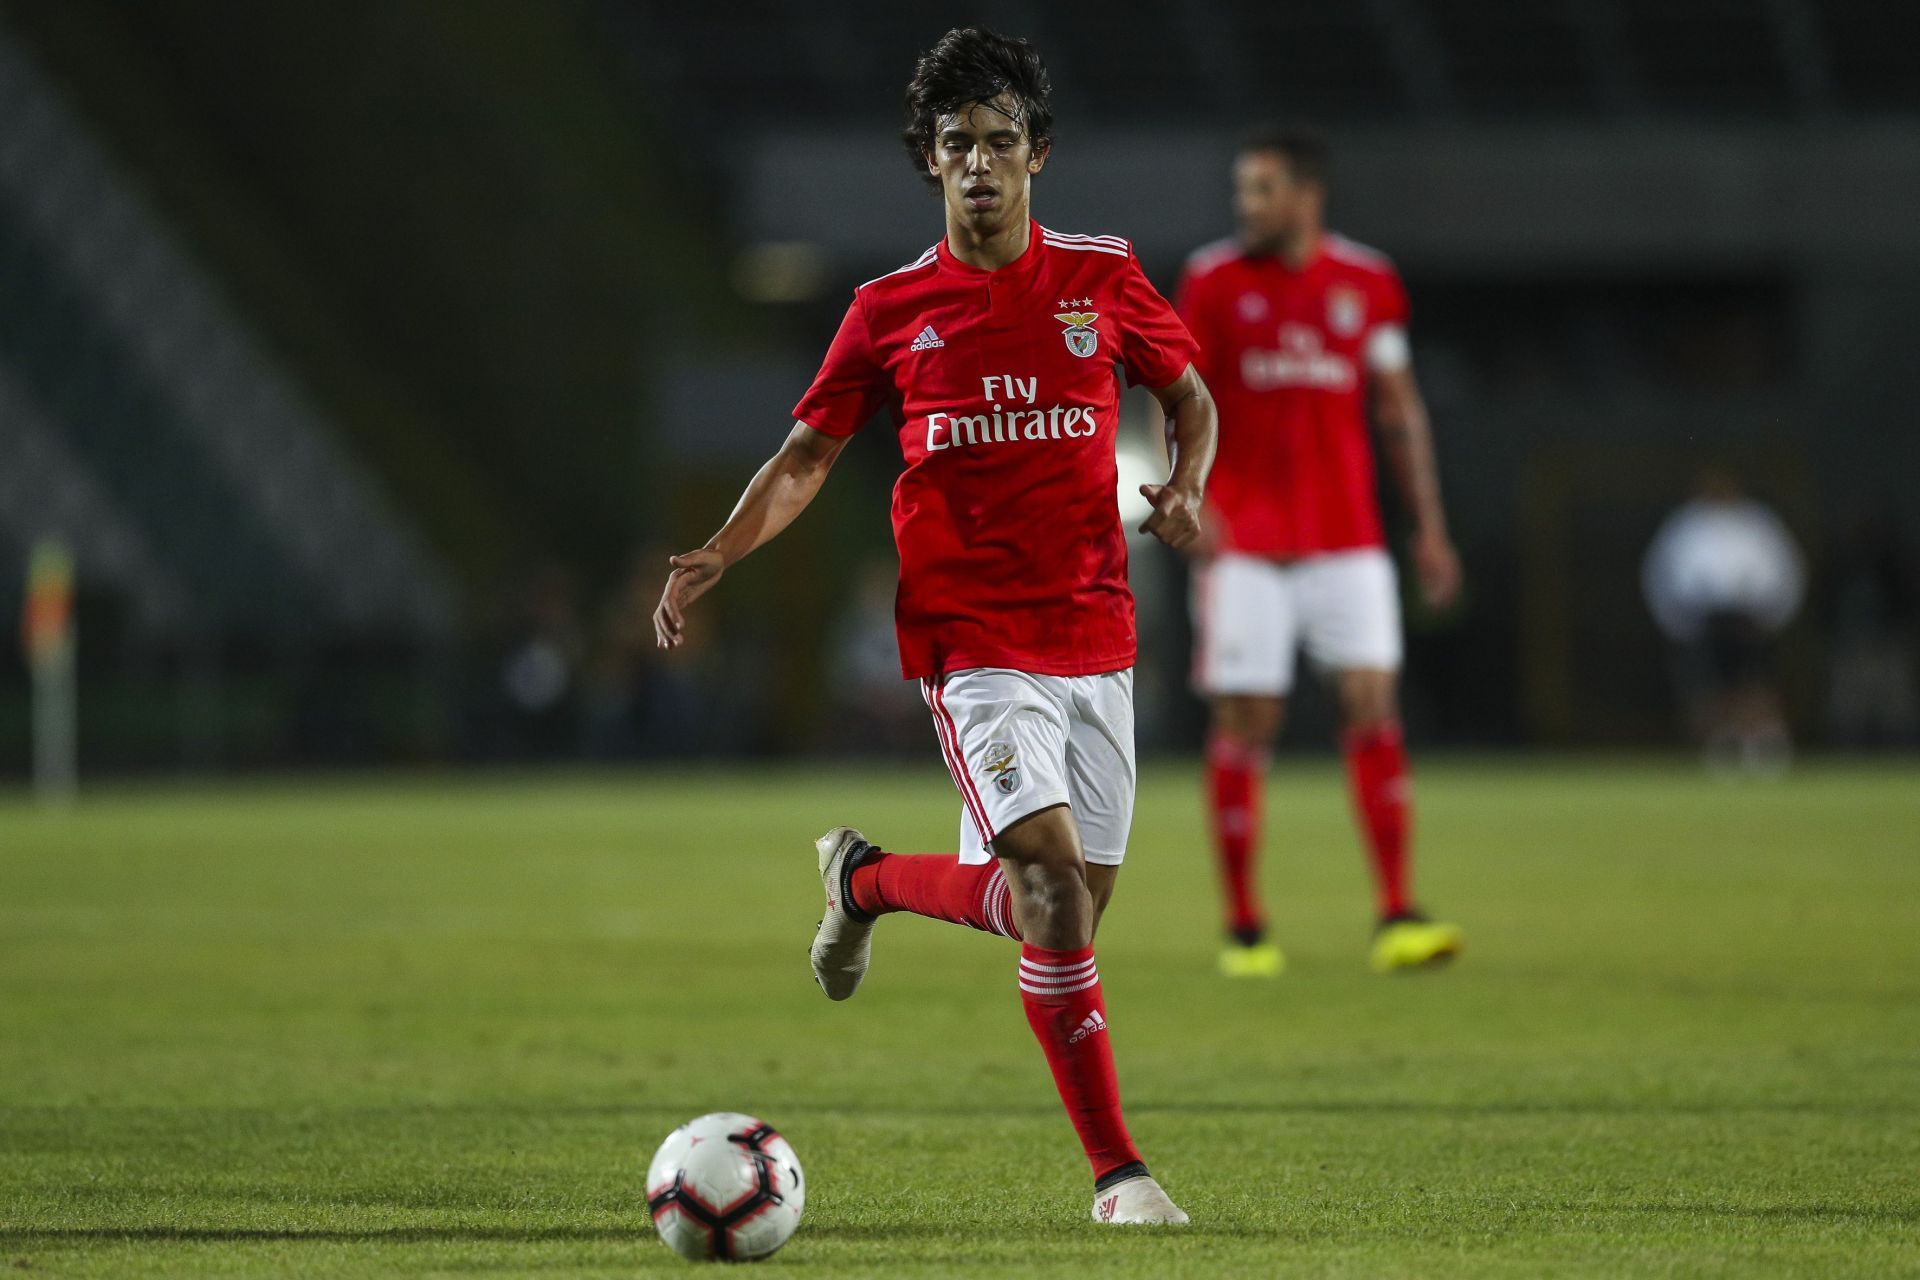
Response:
[653,28,1216,1225]
[1175,126,1464,977]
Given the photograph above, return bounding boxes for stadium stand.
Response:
[605,0,1917,125]
[0,32,455,638]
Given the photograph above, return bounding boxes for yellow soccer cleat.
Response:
[1370,912,1463,973]
[1218,940,1286,978]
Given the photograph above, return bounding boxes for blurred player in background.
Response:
[1642,470,1806,775]
[1176,126,1462,978]
[654,28,1215,1224]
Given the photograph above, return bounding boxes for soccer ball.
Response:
[646,1112,805,1262]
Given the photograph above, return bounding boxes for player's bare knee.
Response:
[1006,871,1098,951]
[1337,670,1398,731]
[1012,861,1092,932]
[994,811,1094,948]
[1213,696,1284,749]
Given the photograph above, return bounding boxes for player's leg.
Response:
[809,825,1020,999]
[1332,664,1414,916]
[1208,694,1285,974]
[848,843,1018,936]
[1301,550,1461,970]
[997,807,1182,1223]
[1191,555,1293,975]
[1048,667,1185,1224]
[1087,862,1119,928]
[807,675,1046,1000]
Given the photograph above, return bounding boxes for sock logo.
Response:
[1097,1193,1119,1221]
[1068,1010,1108,1044]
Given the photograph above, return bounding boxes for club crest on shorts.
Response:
[981,740,1021,795]
[1327,285,1366,338]
[1054,309,1100,359]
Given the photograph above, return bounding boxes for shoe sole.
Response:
[1373,936,1464,973]
[1093,1177,1190,1225]
[809,827,871,1001]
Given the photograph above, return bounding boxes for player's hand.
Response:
[1138,482,1203,551]
[653,549,725,649]
[1411,527,1462,610]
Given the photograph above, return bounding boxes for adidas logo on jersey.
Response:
[1068,1010,1108,1044]
[909,325,944,351]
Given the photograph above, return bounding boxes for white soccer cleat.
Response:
[809,826,877,1001]
[1092,1174,1190,1225]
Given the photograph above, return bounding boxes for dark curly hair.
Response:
[901,27,1053,191]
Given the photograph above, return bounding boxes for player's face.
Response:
[1233,150,1316,252]
[927,95,1047,235]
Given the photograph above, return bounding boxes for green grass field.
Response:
[2,760,1917,1278]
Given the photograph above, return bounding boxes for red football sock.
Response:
[1018,943,1143,1182]
[1344,721,1412,918]
[848,852,1019,939]
[1206,733,1266,938]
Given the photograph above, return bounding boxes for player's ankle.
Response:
[1093,1159,1150,1192]
[842,843,886,921]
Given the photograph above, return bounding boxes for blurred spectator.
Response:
[1642,472,1805,775]
[585,546,703,758]
[475,562,584,758]
[1822,505,1918,748]
[821,556,924,756]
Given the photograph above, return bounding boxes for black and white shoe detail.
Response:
[809,826,878,1001]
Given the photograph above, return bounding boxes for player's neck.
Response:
[1280,227,1321,270]
[1241,226,1321,269]
[945,210,1032,272]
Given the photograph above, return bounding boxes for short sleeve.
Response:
[1364,265,1413,373]
[1375,265,1411,329]
[792,295,888,437]
[1117,252,1201,389]
[1172,263,1222,386]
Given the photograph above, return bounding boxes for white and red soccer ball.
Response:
[647,1112,805,1262]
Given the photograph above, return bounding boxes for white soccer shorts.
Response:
[920,667,1136,867]
[1191,548,1403,697]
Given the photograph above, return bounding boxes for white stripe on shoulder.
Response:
[1040,228,1129,247]
[1183,237,1242,276]
[1042,236,1129,258]
[1322,233,1394,270]
[859,245,939,290]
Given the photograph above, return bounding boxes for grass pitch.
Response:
[2,759,1917,1277]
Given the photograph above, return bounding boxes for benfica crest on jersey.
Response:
[1055,310,1100,358]
[1326,285,1366,338]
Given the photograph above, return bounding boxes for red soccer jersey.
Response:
[1175,232,1410,559]
[794,221,1198,680]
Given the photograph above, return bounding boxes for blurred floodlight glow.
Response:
[732,241,828,304]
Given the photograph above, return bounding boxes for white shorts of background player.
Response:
[1191,548,1403,697]
[920,667,1136,868]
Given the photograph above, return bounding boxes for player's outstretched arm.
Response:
[653,423,851,649]
[1373,366,1462,609]
[1137,363,1218,552]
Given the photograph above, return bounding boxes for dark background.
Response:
[1,0,1915,774]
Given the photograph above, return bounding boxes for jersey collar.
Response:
[936,219,1044,281]
[1243,231,1325,275]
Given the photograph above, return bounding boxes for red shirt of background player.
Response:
[1174,233,1409,559]
[794,221,1198,680]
